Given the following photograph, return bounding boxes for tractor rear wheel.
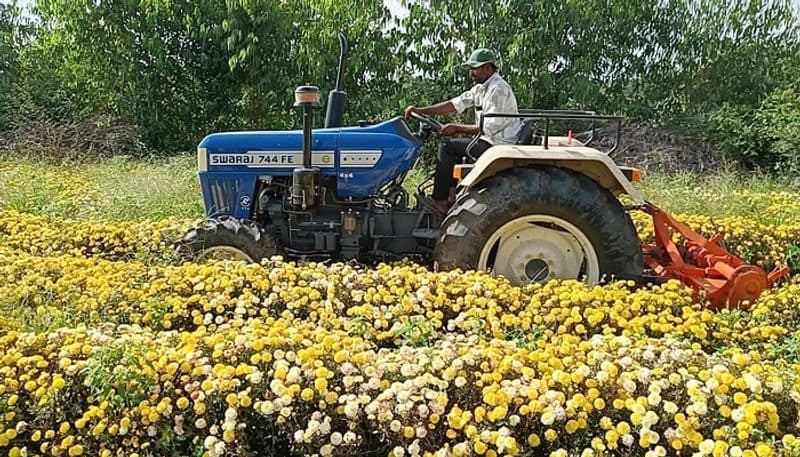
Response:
[175,216,277,262]
[434,166,642,285]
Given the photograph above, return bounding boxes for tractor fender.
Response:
[458,144,645,205]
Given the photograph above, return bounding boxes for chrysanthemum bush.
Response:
[0,210,193,262]
[0,198,800,457]
[1,207,798,268]
[1,253,800,457]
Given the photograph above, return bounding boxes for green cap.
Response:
[462,48,497,68]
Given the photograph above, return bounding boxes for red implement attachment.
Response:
[639,203,790,310]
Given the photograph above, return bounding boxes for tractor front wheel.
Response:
[434,166,643,285]
[176,216,277,263]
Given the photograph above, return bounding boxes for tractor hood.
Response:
[195,117,423,210]
[199,127,340,153]
[197,117,420,153]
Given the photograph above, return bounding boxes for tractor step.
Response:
[412,228,441,239]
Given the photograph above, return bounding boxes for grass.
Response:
[636,169,800,224]
[0,153,797,224]
[0,154,203,221]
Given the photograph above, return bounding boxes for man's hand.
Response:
[438,124,459,136]
[404,106,419,119]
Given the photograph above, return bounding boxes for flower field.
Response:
[1,166,800,457]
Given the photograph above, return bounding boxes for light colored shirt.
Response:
[450,72,521,144]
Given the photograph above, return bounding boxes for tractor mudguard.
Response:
[456,144,646,205]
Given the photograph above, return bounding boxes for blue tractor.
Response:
[178,35,649,286]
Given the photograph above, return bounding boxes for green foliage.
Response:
[766,332,800,364]
[0,0,796,167]
[788,244,800,272]
[395,0,798,120]
[701,75,800,172]
[0,2,37,129]
[25,0,402,151]
[79,339,155,408]
[395,317,434,347]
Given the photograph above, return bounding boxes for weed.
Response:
[788,243,800,272]
[765,332,800,363]
[396,317,433,347]
[504,327,544,350]
[346,316,370,339]
[79,339,155,408]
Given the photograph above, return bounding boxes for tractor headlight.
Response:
[197,147,208,172]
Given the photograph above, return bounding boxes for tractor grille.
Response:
[208,178,239,215]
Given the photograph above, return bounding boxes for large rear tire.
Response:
[176,216,277,262]
[434,166,642,285]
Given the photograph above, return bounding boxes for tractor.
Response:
[178,34,789,310]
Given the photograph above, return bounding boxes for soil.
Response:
[591,121,729,174]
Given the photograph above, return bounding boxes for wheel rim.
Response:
[197,246,254,262]
[477,215,600,285]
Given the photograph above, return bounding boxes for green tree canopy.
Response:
[1,0,797,156]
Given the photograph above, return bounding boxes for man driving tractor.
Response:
[404,48,520,214]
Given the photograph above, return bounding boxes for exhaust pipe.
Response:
[324,33,348,128]
[292,85,320,209]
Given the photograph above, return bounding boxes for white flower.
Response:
[638,368,651,383]
[330,432,343,445]
[699,439,714,454]
[344,431,357,444]
[692,401,707,416]
[319,419,331,435]
[344,402,359,419]
[204,436,218,449]
[408,440,421,456]
[259,400,274,415]
[195,418,207,428]
[390,420,402,433]
[248,370,263,384]
[286,367,301,384]
[392,446,406,457]
[225,407,238,421]
[622,434,634,446]
[320,444,334,456]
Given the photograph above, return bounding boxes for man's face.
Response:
[469,63,493,84]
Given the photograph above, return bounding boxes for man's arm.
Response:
[439,123,480,136]
[404,101,457,118]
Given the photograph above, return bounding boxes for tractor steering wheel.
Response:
[409,111,444,131]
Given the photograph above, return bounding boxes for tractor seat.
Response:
[515,119,534,145]
[515,119,543,145]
